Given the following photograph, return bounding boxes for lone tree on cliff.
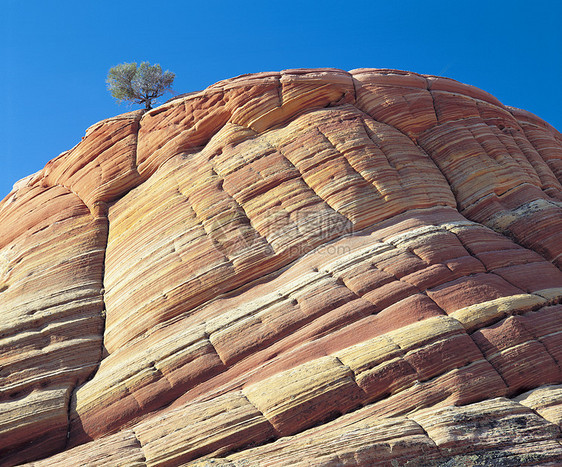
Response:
[106,62,175,110]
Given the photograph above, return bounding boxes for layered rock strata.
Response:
[0,68,561,466]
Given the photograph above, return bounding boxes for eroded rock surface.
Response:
[1,68,562,466]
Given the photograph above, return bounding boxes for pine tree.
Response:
[107,62,175,110]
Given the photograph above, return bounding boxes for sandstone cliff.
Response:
[1,68,562,466]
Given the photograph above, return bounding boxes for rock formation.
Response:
[1,68,561,466]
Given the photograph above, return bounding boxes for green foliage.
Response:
[106,61,175,110]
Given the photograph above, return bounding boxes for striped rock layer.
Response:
[1,68,562,466]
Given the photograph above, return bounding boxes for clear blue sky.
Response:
[1,0,561,199]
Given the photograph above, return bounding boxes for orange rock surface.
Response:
[1,68,562,466]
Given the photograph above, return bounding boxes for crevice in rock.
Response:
[469,346,512,396]
[404,416,443,454]
[349,74,359,103]
[465,125,508,169]
[487,271,527,294]
[509,112,562,186]
[276,77,283,107]
[63,215,111,449]
[350,102,459,211]
[63,381,79,451]
[359,117,399,171]
[465,302,562,399]
[518,305,562,373]
[317,123,396,198]
[241,392,278,432]
[272,136,352,221]
[417,149,560,272]
[172,170,274,267]
[508,129,560,194]
[425,79,440,125]
[472,204,562,271]
[447,229,489,273]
